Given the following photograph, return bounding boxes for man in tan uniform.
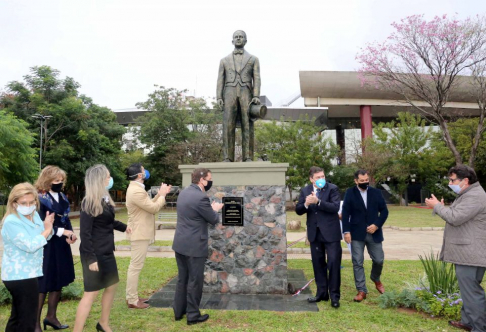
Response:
[125,163,171,309]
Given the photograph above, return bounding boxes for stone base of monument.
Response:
[148,269,318,312]
[179,162,290,294]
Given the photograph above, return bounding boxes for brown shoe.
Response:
[128,300,150,309]
[353,291,367,302]
[374,281,385,294]
[139,297,149,303]
[448,320,472,331]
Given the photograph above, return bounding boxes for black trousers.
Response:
[173,252,206,321]
[3,278,39,332]
[309,230,342,302]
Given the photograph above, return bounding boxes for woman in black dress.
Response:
[35,166,76,331]
[73,164,131,332]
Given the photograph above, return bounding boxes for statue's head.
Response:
[232,30,247,48]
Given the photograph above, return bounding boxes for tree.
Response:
[359,112,451,205]
[1,66,126,207]
[136,88,223,186]
[255,117,338,202]
[357,14,486,166]
[0,110,38,189]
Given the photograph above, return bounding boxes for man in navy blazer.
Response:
[342,169,388,302]
[296,166,342,308]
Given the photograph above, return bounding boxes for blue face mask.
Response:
[106,177,114,190]
[315,178,326,189]
[448,183,462,194]
[144,169,150,180]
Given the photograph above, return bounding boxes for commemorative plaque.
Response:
[222,197,244,226]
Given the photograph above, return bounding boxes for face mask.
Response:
[144,169,150,180]
[51,182,63,193]
[358,182,370,190]
[106,177,114,190]
[315,178,326,189]
[204,180,213,191]
[17,204,36,216]
[449,183,462,194]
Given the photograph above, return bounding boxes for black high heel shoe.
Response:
[96,322,106,332]
[43,318,69,330]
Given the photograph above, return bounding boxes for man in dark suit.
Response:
[172,168,223,325]
[216,30,261,162]
[342,169,389,302]
[296,166,342,308]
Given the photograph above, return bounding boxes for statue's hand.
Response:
[217,99,224,108]
[251,97,261,105]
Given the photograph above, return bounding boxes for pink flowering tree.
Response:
[356,14,486,167]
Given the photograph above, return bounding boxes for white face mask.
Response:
[16,204,36,216]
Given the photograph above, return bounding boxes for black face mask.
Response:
[51,182,64,193]
[358,182,369,190]
[204,180,213,191]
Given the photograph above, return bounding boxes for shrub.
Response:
[418,250,458,295]
[61,282,84,300]
[0,284,12,305]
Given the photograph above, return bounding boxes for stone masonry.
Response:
[203,185,287,294]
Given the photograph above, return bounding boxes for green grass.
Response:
[287,205,445,230]
[0,258,462,331]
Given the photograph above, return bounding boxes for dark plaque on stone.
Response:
[222,197,244,226]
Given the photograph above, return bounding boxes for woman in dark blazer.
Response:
[73,164,131,332]
[34,166,77,331]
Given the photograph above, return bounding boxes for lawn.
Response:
[286,205,446,230]
[0,258,460,331]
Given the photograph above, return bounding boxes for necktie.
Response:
[233,49,244,55]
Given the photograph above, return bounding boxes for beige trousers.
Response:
[126,240,150,304]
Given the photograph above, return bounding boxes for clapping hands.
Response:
[158,183,172,197]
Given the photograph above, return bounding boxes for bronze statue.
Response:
[217,30,261,162]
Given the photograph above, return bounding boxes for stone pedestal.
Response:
[179,162,289,294]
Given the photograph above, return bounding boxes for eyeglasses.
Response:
[16,200,36,207]
[448,178,461,184]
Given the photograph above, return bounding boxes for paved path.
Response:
[0,226,443,262]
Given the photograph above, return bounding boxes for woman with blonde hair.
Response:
[1,183,54,332]
[34,165,76,331]
[73,164,131,332]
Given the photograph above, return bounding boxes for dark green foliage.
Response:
[61,282,84,300]
[0,284,12,305]
[255,116,338,201]
[0,66,126,207]
[419,250,459,295]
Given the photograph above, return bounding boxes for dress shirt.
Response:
[359,187,368,208]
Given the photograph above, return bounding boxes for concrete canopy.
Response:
[299,71,480,128]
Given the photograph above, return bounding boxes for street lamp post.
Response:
[31,114,52,170]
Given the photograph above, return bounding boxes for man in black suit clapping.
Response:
[296,166,342,308]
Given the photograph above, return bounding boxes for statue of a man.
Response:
[217,30,261,162]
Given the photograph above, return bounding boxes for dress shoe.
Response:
[96,322,106,332]
[222,159,231,162]
[139,297,149,303]
[187,314,209,325]
[43,318,69,330]
[127,299,150,309]
[331,301,340,308]
[353,291,367,302]
[307,296,329,303]
[448,320,472,331]
[374,281,385,294]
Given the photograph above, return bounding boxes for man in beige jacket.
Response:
[426,165,486,332]
[125,163,171,309]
